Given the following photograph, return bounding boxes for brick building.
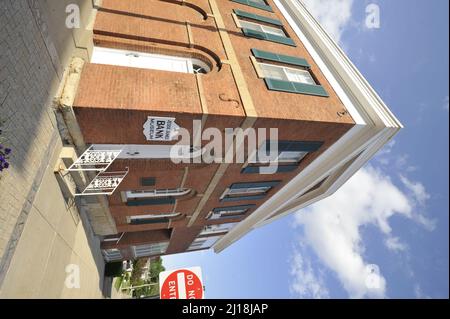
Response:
[69,0,402,261]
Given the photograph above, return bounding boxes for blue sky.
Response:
[164,0,449,298]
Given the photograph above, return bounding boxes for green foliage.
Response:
[114,276,123,292]
[130,257,166,298]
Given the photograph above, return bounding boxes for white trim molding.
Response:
[213,0,402,253]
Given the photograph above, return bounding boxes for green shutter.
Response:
[130,217,169,225]
[274,140,323,152]
[266,33,296,46]
[264,78,328,97]
[242,165,298,174]
[234,9,282,26]
[221,194,266,202]
[213,204,256,213]
[232,0,273,12]
[242,28,267,40]
[230,181,281,189]
[251,48,310,68]
[242,29,296,46]
[126,197,176,206]
[141,177,156,186]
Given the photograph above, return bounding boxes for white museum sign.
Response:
[143,116,180,141]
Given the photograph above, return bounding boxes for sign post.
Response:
[159,267,204,299]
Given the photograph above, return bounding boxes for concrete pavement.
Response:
[0,137,105,298]
[0,0,106,298]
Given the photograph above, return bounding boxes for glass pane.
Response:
[278,151,308,163]
[284,68,316,85]
[259,63,288,81]
[239,20,264,33]
[227,186,269,195]
[261,25,285,37]
[200,222,238,235]
[209,209,247,220]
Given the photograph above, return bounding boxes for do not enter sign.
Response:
[159,267,204,299]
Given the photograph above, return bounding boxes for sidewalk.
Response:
[0,0,104,298]
[0,138,105,298]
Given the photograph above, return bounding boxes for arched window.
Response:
[91,46,211,74]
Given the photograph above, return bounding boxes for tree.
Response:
[131,257,166,298]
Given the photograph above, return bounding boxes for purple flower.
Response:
[3,162,9,169]
[4,148,11,155]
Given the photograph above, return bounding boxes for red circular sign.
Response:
[160,269,203,299]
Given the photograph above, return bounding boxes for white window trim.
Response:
[133,242,169,258]
[127,213,181,223]
[207,208,248,220]
[258,62,316,85]
[103,249,123,261]
[238,19,286,37]
[124,188,191,200]
[220,186,270,200]
[188,236,222,251]
[200,223,238,236]
[91,46,211,74]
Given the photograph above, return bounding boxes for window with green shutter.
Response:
[208,204,256,220]
[251,49,329,97]
[242,140,324,174]
[126,197,176,206]
[220,181,280,202]
[141,177,156,186]
[234,10,296,46]
[231,0,273,12]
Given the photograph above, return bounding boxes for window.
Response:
[239,20,286,37]
[91,47,211,74]
[124,188,191,206]
[128,213,181,225]
[200,222,238,236]
[231,0,273,12]
[225,186,271,197]
[250,48,329,97]
[102,233,123,242]
[243,140,323,174]
[188,236,222,251]
[259,63,316,85]
[276,151,308,163]
[234,9,295,46]
[220,181,280,202]
[250,0,269,6]
[207,204,255,220]
[102,249,123,262]
[125,188,191,200]
[133,242,169,258]
[141,177,156,186]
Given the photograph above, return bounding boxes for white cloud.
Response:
[444,96,449,112]
[290,165,434,298]
[384,236,407,252]
[300,0,354,44]
[289,247,330,299]
[400,175,430,206]
[399,175,436,231]
[414,284,431,299]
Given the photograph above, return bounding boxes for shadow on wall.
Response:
[0,0,94,172]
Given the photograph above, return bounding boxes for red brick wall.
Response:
[73,0,355,258]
